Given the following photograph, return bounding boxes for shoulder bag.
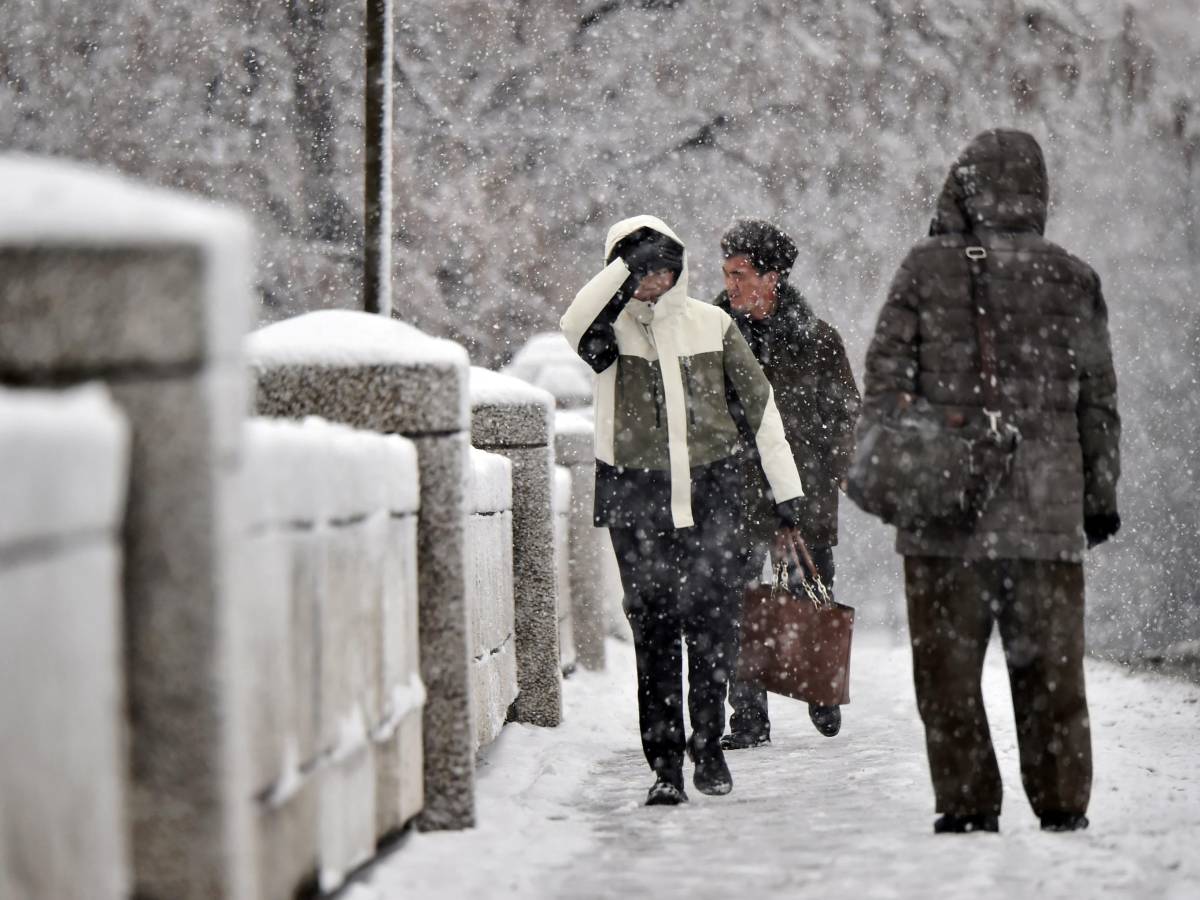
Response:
[846,238,1020,530]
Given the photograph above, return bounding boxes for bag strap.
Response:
[959,185,1003,435]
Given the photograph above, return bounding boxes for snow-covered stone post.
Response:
[0,157,256,900]
[0,387,131,900]
[554,410,610,670]
[247,310,476,831]
[469,368,563,727]
[501,332,595,411]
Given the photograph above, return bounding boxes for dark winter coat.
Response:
[716,283,861,546]
[862,129,1120,562]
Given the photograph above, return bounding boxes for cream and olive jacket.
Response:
[561,215,804,530]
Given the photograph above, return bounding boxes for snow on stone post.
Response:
[0,157,256,899]
[469,368,563,727]
[0,387,130,900]
[501,332,595,411]
[554,411,610,671]
[246,310,476,831]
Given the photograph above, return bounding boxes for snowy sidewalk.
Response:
[361,630,1200,899]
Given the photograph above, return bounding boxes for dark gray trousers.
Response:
[904,555,1092,817]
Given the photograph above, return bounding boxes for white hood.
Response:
[603,215,689,322]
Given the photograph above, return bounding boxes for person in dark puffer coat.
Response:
[862,129,1120,835]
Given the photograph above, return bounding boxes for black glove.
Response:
[609,227,684,280]
[1085,512,1120,549]
[775,497,804,530]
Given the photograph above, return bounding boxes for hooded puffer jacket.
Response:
[561,215,804,530]
[863,129,1120,561]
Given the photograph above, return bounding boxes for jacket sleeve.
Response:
[1076,271,1120,518]
[815,322,862,482]
[722,318,805,525]
[863,252,921,412]
[560,258,637,373]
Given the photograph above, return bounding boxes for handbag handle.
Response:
[772,559,833,610]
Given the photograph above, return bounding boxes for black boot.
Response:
[719,729,770,750]
[933,813,1000,834]
[645,771,688,806]
[808,704,841,737]
[1040,812,1089,832]
[687,736,733,796]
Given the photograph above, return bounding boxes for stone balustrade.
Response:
[0,386,131,900]
[246,309,477,834]
[0,156,608,900]
[467,448,518,750]
[240,416,423,897]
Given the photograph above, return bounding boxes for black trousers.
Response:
[610,501,750,782]
[728,545,837,736]
[905,556,1092,817]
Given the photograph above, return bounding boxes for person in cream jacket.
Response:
[561,215,808,806]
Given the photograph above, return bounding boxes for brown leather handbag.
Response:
[736,561,854,706]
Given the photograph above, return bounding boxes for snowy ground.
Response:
[357,628,1200,900]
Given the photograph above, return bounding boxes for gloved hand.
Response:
[774,526,817,581]
[1085,512,1120,548]
[610,227,684,280]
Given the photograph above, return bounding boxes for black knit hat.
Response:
[720,219,798,279]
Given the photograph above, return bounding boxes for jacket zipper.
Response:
[680,357,696,426]
[653,368,663,428]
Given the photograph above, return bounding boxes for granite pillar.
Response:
[469,368,562,728]
[0,157,256,900]
[248,310,474,831]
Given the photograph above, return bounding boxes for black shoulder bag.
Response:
[846,238,1020,531]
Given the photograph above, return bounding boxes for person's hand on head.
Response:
[611,228,683,280]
